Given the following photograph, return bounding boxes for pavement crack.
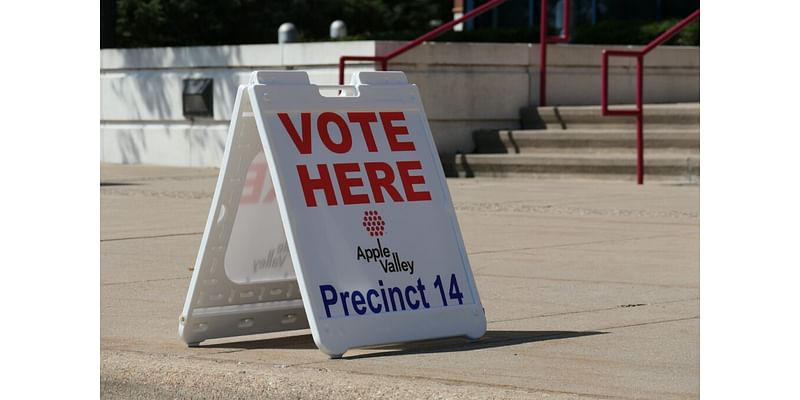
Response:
[489,297,699,324]
[100,174,218,183]
[101,232,203,242]
[203,349,247,355]
[469,233,690,256]
[102,277,188,286]
[184,353,328,369]
[454,200,698,219]
[475,272,698,289]
[600,315,699,331]
[291,364,635,400]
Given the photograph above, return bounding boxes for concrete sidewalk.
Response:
[100,163,699,399]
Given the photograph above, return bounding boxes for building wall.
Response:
[100,41,698,167]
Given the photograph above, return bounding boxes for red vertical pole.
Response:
[600,50,608,114]
[636,55,644,185]
[539,0,548,106]
[380,58,388,71]
[338,57,346,85]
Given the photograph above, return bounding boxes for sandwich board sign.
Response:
[179,70,486,357]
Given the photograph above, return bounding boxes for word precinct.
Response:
[319,274,466,318]
[277,111,433,208]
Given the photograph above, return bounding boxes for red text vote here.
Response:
[277,111,432,207]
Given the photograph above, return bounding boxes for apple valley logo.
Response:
[362,210,385,237]
[356,210,415,275]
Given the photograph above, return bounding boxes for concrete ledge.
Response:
[101,42,379,70]
[447,153,699,181]
[100,123,228,166]
[101,42,698,166]
[475,129,700,154]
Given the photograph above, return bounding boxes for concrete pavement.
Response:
[100,163,699,399]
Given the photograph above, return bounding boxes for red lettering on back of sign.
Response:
[261,185,276,203]
[241,163,266,204]
[241,163,277,204]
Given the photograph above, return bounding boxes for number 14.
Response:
[433,273,464,306]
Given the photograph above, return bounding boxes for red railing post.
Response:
[539,0,571,106]
[539,0,548,107]
[600,50,609,112]
[338,57,346,87]
[635,54,644,185]
[600,9,698,184]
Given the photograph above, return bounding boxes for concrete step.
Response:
[454,103,701,182]
[443,153,699,182]
[521,103,700,130]
[474,128,699,154]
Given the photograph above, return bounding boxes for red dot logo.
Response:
[362,210,386,237]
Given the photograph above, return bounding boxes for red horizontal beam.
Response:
[602,49,640,57]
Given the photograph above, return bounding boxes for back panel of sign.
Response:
[179,86,309,346]
[251,71,486,357]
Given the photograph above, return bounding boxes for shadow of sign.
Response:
[201,330,606,358]
[100,181,141,187]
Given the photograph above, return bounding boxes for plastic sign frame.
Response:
[179,71,486,358]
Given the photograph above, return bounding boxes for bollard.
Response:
[330,20,347,39]
[278,23,298,44]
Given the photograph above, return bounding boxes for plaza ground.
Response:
[101,163,699,399]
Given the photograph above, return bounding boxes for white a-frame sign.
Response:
[179,70,486,358]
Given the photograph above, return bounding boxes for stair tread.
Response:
[463,153,698,161]
[500,128,699,136]
[537,103,699,112]
[458,103,700,181]
[521,103,700,130]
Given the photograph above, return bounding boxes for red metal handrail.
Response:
[339,0,570,89]
[601,9,699,184]
[539,0,571,106]
[339,0,508,85]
